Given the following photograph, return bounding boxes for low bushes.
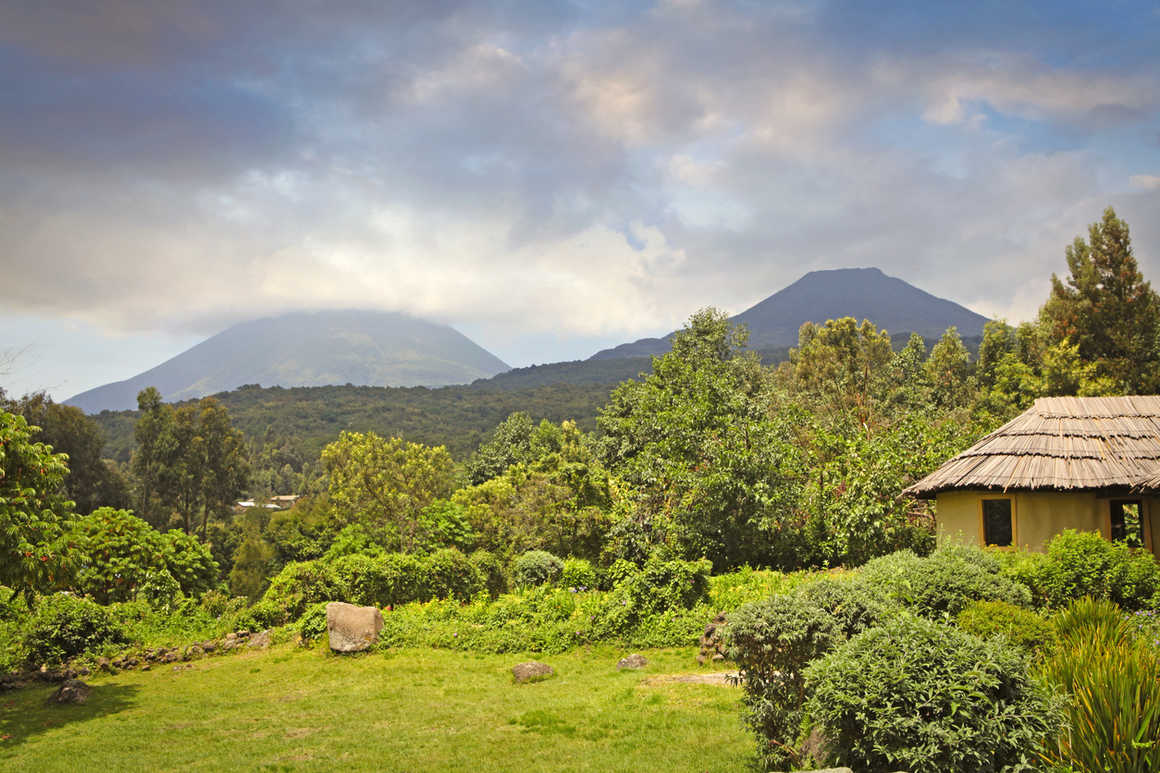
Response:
[1000,530,1160,611]
[855,544,1030,618]
[805,614,1062,773]
[956,599,1056,654]
[20,593,129,666]
[514,550,564,588]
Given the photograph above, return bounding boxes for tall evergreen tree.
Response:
[1040,207,1160,392]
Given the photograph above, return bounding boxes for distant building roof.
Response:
[905,395,1160,498]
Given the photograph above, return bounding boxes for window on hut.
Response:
[1110,499,1144,547]
[982,498,1013,547]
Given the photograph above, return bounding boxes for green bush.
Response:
[198,589,246,620]
[260,560,342,621]
[559,558,598,590]
[426,548,482,602]
[137,569,182,611]
[800,577,893,638]
[160,529,220,598]
[1040,597,1160,771]
[294,601,330,644]
[67,508,166,603]
[617,557,711,617]
[725,593,844,771]
[21,593,129,666]
[233,598,288,631]
[322,523,386,562]
[1038,530,1160,610]
[856,545,1031,619]
[601,558,638,590]
[804,614,1062,773]
[514,550,564,588]
[956,599,1056,654]
[469,550,507,598]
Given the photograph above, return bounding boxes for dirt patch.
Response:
[640,672,739,686]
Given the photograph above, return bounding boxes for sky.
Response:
[2,0,1160,401]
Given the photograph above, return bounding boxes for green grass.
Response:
[1,645,751,772]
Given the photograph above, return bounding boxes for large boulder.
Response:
[326,602,384,653]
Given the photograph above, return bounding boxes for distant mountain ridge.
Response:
[66,310,510,413]
[590,267,990,359]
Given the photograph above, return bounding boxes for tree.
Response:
[2,392,130,514]
[598,309,796,569]
[130,389,248,536]
[320,431,455,552]
[1040,206,1160,392]
[924,327,972,409]
[0,409,75,602]
[464,411,536,485]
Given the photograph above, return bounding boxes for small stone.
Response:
[617,654,648,670]
[711,653,725,662]
[48,679,91,704]
[512,661,554,683]
[248,629,272,649]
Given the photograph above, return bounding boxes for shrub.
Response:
[233,598,288,631]
[160,529,219,598]
[601,558,638,590]
[137,568,182,611]
[1038,530,1160,611]
[260,560,342,621]
[294,601,330,644]
[322,523,386,562]
[956,599,1056,653]
[1040,598,1160,771]
[469,550,507,598]
[804,614,1063,773]
[800,577,893,638]
[559,558,597,590]
[426,548,482,602]
[618,557,711,617]
[67,508,166,603]
[726,593,845,771]
[21,593,129,666]
[856,545,1030,619]
[198,589,245,620]
[514,550,564,588]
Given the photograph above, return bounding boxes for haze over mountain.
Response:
[590,267,990,359]
[65,311,510,413]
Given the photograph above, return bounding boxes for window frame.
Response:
[1107,498,1151,551]
[978,495,1017,548]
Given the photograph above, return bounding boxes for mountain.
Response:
[590,267,990,359]
[66,310,510,413]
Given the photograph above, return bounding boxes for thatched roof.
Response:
[904,396,1160,498]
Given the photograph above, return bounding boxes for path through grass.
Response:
[1,645,751,772]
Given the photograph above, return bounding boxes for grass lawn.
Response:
[0,645,752,772]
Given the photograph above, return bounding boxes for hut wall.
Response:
[936,489,1101,552]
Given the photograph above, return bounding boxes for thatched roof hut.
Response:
[905,395,1160,498]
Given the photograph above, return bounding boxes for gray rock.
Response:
[326,602,384,653]
[48,679,91,704]
[248,629,272,649]
[617,654,648,670]
[511,661,554,683]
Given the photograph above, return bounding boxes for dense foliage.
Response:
[804,614,1062,773]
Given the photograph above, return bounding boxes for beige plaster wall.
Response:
[935,489,1158,556]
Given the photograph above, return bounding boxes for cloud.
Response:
[1,0,1159,371]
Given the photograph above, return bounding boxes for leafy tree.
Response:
[0,409,75,602]
[321,431,455,552]
[464,411,536,485]
[924,326,972,409]
[1040,206,1160,392]
[131,389,248,536]
[66,507,218,603]
[598,309,796,569]
[2,392,130,513]
[781,317,894,426]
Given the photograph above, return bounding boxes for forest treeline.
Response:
[3,206,1158,602]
